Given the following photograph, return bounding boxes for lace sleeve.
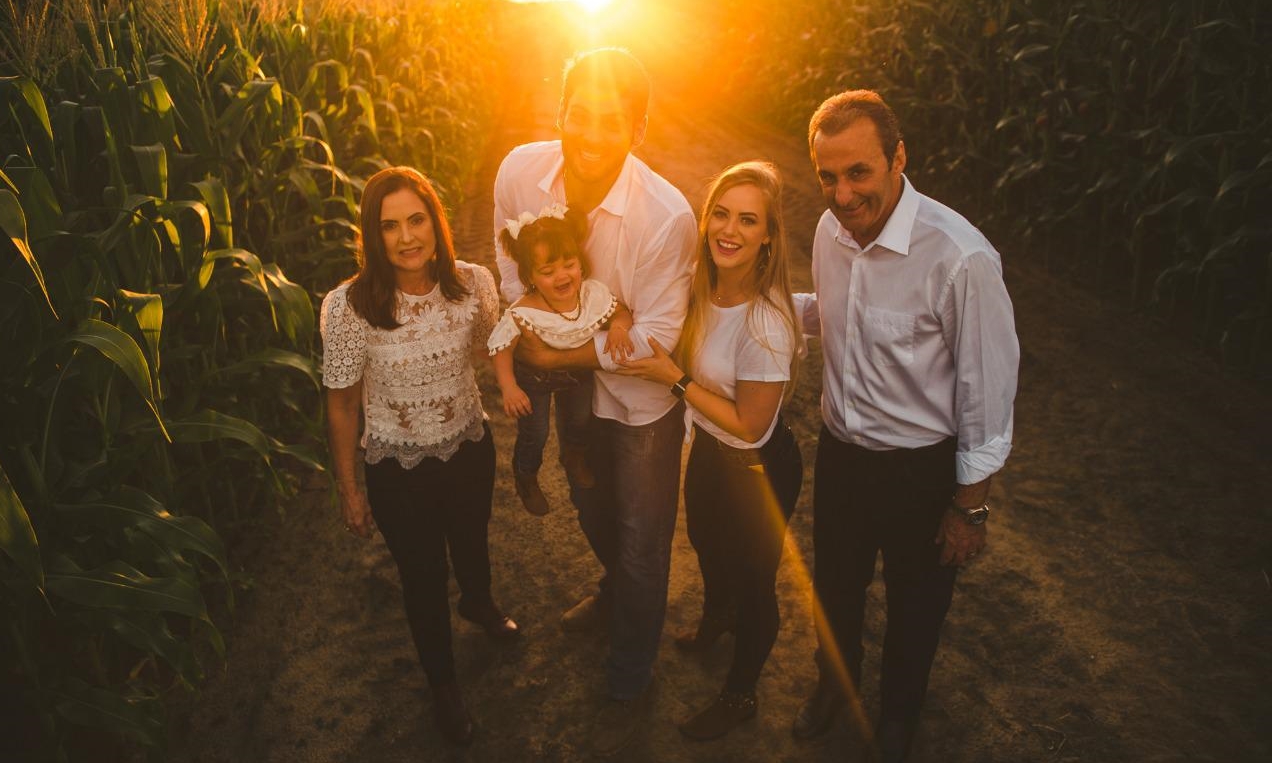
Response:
[320,284,367,389]
[466,262,499,351]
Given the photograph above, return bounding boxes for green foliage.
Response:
[0,0,496,758]
[733,0,1272,382]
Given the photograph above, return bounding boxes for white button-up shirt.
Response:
[796,177,1019,485]
[494,141,697,426]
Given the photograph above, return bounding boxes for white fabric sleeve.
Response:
[467,263,500,352]
[492,157,527,304]
[939,249,1020,484]
[593,211,698,372]
[487,310,522,355]
[792,292,821,337]
[319,286,367,389]
[735,303,795,382]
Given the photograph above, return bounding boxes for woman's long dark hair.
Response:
[346,166,468,329]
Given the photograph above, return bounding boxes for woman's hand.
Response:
[616,337,683,386]
[339,485,377,539]
[502,384,533,418]
[605,324,635,363]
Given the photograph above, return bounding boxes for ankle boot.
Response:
[514,472,550,516]
[678,690,757,740]
[674,611,734,653]
[431,680,474,745]
[791,674,844,739]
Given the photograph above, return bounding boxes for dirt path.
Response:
[168,12,1272,763]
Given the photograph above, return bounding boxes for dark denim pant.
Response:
[684,418,803,693]
[511,360,593,476]
[364,424,496,687]
[569,403,685,699]
[812,428,958,725]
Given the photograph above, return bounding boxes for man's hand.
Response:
[513,328,556,370]
[935,508,987,566]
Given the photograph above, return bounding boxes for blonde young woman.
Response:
[618,161,803,739]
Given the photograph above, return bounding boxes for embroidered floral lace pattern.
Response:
[320,262,498,466]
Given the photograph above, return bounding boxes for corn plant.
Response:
[0,0,496,758]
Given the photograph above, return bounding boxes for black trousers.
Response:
[364,424,496,687]
[683,419,803,693]
[812,427,957,724]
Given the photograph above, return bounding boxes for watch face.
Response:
[963,505,990,525]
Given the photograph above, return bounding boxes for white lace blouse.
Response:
[486,278,617,354]
[320,261,499,467]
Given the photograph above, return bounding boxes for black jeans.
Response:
[683,418,803,693]
[812,427,958,724]
[364,424,496,687]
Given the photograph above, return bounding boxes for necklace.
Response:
[549,296,583,321]
[711,289,745,307]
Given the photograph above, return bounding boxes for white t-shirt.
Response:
[689,298,795,449]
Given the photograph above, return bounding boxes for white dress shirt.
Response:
[494,141,697,426]
[795,177,1019,485]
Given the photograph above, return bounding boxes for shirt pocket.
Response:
[862,305,916,366]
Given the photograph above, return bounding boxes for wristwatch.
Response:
[670,373,693,399]
[954,502,990,525]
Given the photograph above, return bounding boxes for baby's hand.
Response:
[605,324,635,363]
[502,385,533,419]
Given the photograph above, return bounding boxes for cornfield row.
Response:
[728,0,1271,382]
[0,0,494,758]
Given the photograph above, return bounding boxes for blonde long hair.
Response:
[675,161,802,399]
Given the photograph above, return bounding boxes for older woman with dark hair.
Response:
[619,161,804,740]
[321,166,518,746]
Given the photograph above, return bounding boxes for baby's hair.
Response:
[500,209,590,290]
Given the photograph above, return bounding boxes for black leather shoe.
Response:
[673,612,734,653]
[678,690,757,740]
[872,718,918,763]
[457,598,521,641]
[791,677,844,739]
[432,680,473,745]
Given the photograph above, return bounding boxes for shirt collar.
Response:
[539,144,636,218]
[834,175,918,256]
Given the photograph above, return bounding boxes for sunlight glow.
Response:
[574,0,614,14]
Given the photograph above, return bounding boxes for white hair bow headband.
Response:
[504,203,569,240]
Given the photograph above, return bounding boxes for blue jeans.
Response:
[570,403,685,699]
[511,360,593,476]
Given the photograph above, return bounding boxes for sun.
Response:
[574,0,614,14]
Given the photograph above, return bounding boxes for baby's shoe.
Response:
[515,472,550,516]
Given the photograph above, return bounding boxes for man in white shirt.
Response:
[492,48,697,756]
[791,90,1019,763]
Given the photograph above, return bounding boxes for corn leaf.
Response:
[129,143,168,198]
[213,348,321,391]
[46,559,205,617]
[67,319,169,440]
[167,409,272,462]
[55,486,227,578]
[52,677,164,749]
[0,188,57,317]
[190,177,233,248]
[0,463,43,591]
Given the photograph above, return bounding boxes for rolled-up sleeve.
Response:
[593,211,697,372]
[492,158,527,304]
[940,250,1020,484]
[792,292,821,338]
